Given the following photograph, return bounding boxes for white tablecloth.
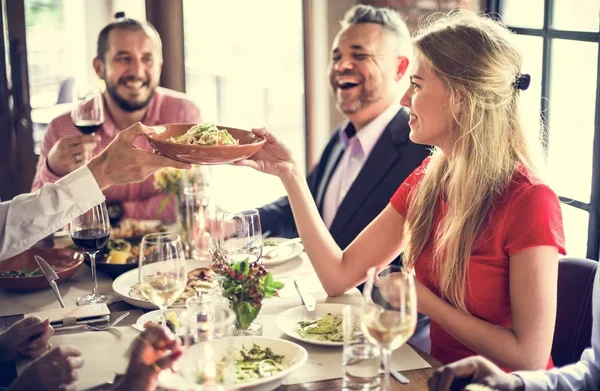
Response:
[13,253,430,389]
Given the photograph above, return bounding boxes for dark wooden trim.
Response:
[586,43,600,260]
[4,0,36,199]
[302,0,315,171]
[145,0,186,92]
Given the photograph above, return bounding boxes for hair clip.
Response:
[515,73,531,91]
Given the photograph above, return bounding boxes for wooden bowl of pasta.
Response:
[146,123,266,165]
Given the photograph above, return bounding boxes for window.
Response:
[24,0,145,154]
[490,0,600,259]
[183,0,305,213]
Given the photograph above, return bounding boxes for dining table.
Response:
[0,236,439,391]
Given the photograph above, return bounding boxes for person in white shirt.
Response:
[0,122,189,391]
[0,121,190,262]
[428,267,600,391]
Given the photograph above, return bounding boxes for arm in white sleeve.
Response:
[515,268,600,390]
[0,166,105,261]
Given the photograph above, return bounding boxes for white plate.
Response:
[276,303,346,347]
[261,237,304,266]
[134,309,187,335]
[112,259,211,310]
[158,336,308,391]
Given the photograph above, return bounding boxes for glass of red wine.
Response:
[71,88,104,160]
[70,202,114,306]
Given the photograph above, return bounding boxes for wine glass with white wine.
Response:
[139,233,187,325]
[361,265,417,391]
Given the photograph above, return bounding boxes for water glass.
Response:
[343,305,381,390]
[179,302,236,389]
[182,188,214,260]
[219,209,263,264]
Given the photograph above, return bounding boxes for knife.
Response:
[293,277,316,312]
[34,255,66,308]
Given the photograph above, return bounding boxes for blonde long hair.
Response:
[402,10,545,312]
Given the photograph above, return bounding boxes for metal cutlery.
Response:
[293,277,316,312]
[83,311,130,331]
[34,255,66,308]
[390,368,410,384]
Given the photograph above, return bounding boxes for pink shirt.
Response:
[32,87,201,222]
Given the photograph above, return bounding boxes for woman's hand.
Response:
[234,128,297,178]
[428,356,525,391]
[114,324,182,391]
[8,346,83,391]
[0,316,54,362]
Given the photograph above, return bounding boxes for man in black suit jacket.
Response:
[257,4,431,351]
[258,4,429,254]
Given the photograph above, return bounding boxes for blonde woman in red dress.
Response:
[239,9,564,372]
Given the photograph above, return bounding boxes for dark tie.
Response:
[344,123,356,140]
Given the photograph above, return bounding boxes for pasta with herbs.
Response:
[168,123,239,146]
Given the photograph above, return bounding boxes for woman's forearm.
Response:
[280,169,347,295]
[424,295,550,370]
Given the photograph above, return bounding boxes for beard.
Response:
[335,85,380,115]
[105,76,156,112]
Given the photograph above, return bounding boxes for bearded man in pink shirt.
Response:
[32,16,201,222]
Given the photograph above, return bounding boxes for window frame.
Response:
[487,0,600,260]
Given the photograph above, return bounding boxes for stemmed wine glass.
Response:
[361,265,417,391]
[139,233,187,326]
[219,209,263,264]
[70,202,114,306]
[71,88,104,162]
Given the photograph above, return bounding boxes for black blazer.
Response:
[258,108,431,251]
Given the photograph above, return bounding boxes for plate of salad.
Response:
[157,336,308,391]
[276,303,345,347]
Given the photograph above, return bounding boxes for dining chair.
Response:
[551,257,598,366]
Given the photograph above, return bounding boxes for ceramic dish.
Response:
[158,336,308,391]
[112,259,213,310]
[146,123,265,165]
[261,237,304,266]
[134,308,188,336]
[276,303,347,347]
[0,248,85,291]
[83,220,171,278]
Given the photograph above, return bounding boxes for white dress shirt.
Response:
[0,166,105,261]
[515,267,600,390]
[322,103,401,228]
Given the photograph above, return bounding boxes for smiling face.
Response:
[328,23,408,129]
[400,55,455,153]
[94,28,162,112]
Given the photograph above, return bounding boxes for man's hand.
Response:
[428,356,525,391]
[47,134,100,176]
[0,317,54,362]
[8,346,83,391]
[87,122,191,190]
[113,324,182,391]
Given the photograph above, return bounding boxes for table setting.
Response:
[0,123,438,391]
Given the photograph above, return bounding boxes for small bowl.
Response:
[146,123,265,165]
[0,248,85,291]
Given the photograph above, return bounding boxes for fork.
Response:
[83,312,130,331]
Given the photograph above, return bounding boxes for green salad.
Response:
[0,268,44,278]
[297,313,343,342]
[235,344,286,383]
